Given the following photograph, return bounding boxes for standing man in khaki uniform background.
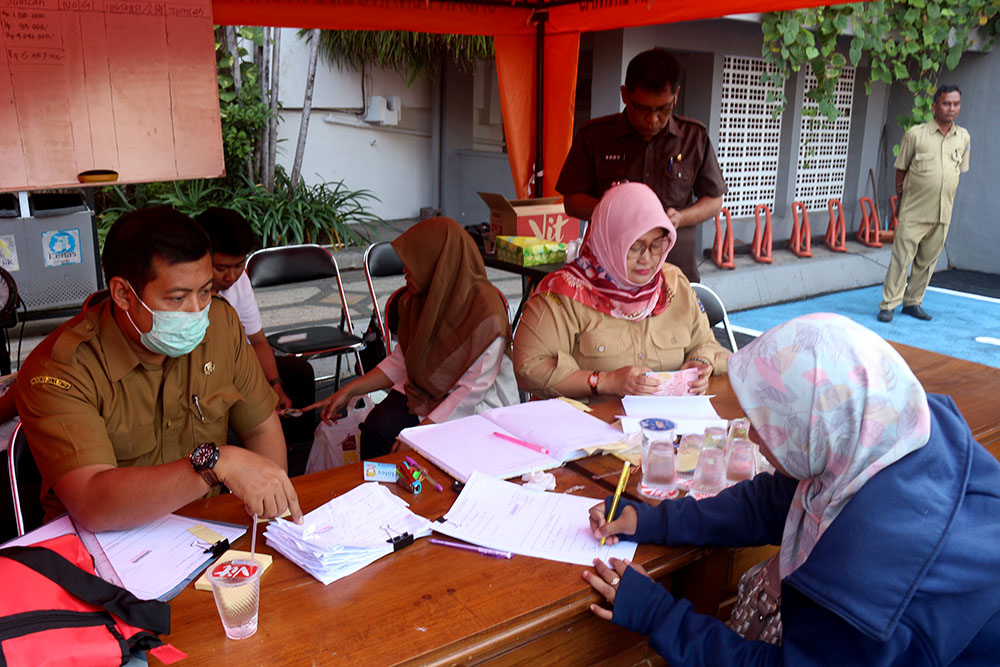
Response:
[17,206,303,532]
[557,48,727,283]
[878,85,970,322]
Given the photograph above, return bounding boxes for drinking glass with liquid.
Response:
[639,418,677,498]
[725,438,757,483]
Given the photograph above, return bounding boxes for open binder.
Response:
[398,399,626,482]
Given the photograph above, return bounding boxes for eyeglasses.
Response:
[627,236,667,259]
[627,100,675,117]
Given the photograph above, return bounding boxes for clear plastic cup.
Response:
[703,426,726,451]
[726,418,751,453]
[639,418,677,498]
[676,433,704,474]
[640,440,677,497]
[208,558,261,640]
[691,450,726,497]
[725,438,757,483]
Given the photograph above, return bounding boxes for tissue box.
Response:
[496,236,567,267]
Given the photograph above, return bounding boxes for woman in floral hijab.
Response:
[583,313,1000,665]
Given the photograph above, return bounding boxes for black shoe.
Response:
[901,305,932,321]
[877,309,893,322]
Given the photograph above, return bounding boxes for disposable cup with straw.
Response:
[207,513,261,639]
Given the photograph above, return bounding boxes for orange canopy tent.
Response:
[213,0,832,199]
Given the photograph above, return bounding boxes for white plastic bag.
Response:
[305,395,374,473]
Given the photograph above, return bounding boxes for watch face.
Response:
[191,442,217,469]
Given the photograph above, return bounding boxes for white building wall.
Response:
[274,29,434,221]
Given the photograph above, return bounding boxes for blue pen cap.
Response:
[639,418,676,432]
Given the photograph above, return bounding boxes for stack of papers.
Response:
[264,482,432,585]
[398,399,626,482]
[435,471,637,566]
[619,395,727,436]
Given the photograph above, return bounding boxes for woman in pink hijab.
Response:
[513,182,728,400]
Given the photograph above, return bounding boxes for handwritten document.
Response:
[0,0,223,191]
[435,471,637,566]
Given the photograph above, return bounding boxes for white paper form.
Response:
[264,482,432,585]
[620,395,727,436]
[94,514,245,601]
[435,471,637,566]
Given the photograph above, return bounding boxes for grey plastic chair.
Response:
[691,282,739,352]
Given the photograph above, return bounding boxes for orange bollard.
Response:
[752,204,773,264]
[788,202,813,258]
[712,207,735,269]
[879,195,899,243]
[825,199,847,252]
[856,196,882,248]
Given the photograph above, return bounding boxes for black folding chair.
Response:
[247,244,365,388]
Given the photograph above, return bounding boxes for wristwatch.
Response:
[588,371,601,396]
[190,442,222,487]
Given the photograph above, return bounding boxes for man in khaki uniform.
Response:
[878,86,970,322]
[17,207,303,531]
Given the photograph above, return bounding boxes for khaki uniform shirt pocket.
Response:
[910,152,935,175]
[191,386,245,444]
[109,421,157,466]
[577,329,626,370]
[648,320,689,370]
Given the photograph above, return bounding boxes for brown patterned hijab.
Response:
[392,217,511,417]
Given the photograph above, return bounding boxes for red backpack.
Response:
[0,534,185,665]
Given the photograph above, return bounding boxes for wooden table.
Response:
[157,343,1000,665]
[159,454,715,666]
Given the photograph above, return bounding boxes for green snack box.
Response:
[495,236,567,267]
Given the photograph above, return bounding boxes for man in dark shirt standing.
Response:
[557,48,727,282]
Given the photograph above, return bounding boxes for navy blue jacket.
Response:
[611,394,1000,665]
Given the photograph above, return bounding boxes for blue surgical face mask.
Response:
[125,283,210,357]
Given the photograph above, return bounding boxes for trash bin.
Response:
[0,193,101,313]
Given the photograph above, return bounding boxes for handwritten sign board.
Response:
[0,0,223,192]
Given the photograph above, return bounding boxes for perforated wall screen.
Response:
[717,56,784,218]
[794,67,856,210]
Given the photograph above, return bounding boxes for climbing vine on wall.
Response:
[761,0,999,146]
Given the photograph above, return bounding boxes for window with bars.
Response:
[793,67,856,210]
[717,56,784,218]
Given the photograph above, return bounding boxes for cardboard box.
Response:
[478,192,580,244]
[496,236,567,267]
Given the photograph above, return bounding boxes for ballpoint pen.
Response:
[405,456,444,492]
[601,461,631,547]
[429,538,513,559]
[492,431,551,455]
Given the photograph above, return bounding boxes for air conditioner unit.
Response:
[363,96,388,124]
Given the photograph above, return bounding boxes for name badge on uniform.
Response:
[604,154,625,161]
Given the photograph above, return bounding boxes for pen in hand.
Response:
[602,461,631,547]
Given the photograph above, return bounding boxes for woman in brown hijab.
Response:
[309,217,517,458]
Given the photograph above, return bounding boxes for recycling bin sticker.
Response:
[0,235,18,272]
[42,229,82,267]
